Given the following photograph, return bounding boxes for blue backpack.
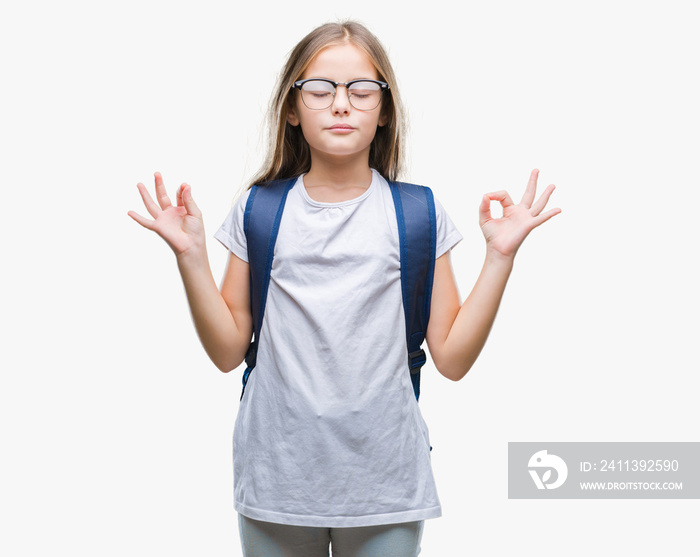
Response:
[241,176,437,402]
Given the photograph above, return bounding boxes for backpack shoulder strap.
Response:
[388,180,437,401]
[240,176,297,399]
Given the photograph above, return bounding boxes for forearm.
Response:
[176,247,251,372]
[438,250,514,380]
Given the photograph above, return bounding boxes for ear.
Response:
[377,103,389,127]
[287,97,300,127]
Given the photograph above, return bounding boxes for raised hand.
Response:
[128,171,205,257]
[479,169,560,259]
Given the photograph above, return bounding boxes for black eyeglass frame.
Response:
[291,78,390,111]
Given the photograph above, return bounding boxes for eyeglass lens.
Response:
[300,80,383,111]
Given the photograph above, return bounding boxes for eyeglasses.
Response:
[292,78,389,111]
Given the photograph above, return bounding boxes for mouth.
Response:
[328,124,355,133]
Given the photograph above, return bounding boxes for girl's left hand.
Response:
[479,169,561,259]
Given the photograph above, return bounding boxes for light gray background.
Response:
[2,0,698,555]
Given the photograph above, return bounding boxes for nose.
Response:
[331,84,351,114]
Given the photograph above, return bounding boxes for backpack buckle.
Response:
[245,341,257,368]
[408,348,426,373]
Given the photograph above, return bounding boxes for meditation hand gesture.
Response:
[479,169,561,260]
[128,172,205,257]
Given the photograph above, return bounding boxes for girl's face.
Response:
[287,43,388,165]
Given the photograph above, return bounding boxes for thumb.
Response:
[182,184,202,219]
[478,194,492,227]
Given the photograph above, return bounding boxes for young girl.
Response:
[128,20,559,557]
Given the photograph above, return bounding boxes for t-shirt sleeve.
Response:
[213,189,251,263]
[434,195,463,259]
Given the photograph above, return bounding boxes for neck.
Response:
[302,151,374,203]
[304,149,373,190]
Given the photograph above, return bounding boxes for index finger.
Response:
[154,171,172,210]
[485,190,515,208]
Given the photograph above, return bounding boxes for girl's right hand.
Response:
[128,171,205,257]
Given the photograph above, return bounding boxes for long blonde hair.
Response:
[249,21,406,187]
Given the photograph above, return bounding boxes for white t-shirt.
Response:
[214,169,462,527]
